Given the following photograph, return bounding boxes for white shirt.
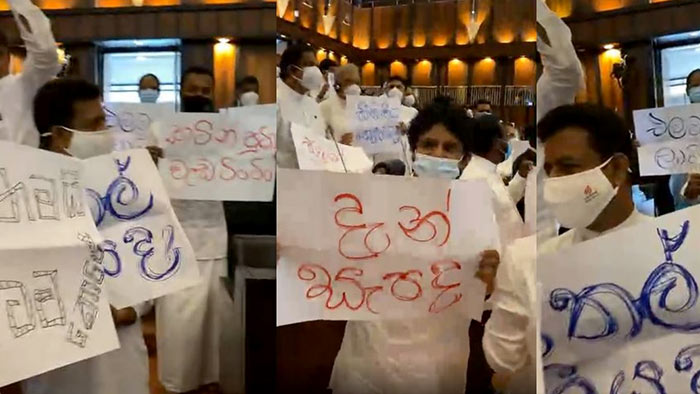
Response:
[0,0,60,147]
[276,78,326,168]
[320,93,349,142]
[460,155,524,248]
[536,0,584,245]
[171,200,227,261]
[483,235,537,393]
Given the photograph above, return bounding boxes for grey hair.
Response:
[334,63,360,83]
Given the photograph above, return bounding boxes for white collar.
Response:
[575,209,649,243]
[277,78,306,103]
[467,154,498,175]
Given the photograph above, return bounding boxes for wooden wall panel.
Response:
[472,58,496,85]
[361,61,375,85]
[214,42,236,109]
[298,0,314,29]
[430,2,454,47]
[395,5,410,48]
[352,7,370,49]
[390,60,408,80]
[455,0,470,46]
[412,3,429,48]
[373,6,394,49]
[473,0,492,44]
[514,57,536,86]
[492,0,516,43]
[338,0,351,44]
[447,59,467,86]
[237,44,277,104]
[412,60,432,85]
[279,0,295,21]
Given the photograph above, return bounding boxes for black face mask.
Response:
[181,95,214,113]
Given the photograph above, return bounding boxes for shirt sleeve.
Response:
[9,0,61,92]
[483,241,531,374]
[507,173,527,203]
[536,0,584,122]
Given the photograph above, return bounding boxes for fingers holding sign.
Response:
[475,249,500,296]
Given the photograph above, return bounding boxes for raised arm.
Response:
[9,0,60,90]
[536,0,583,122]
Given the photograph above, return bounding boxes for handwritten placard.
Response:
[633,104,700,175]
[0,142,119,387]
[291,123,373,173]
[346,95,403,155]
[154,105,277,201]
[105,103,174,151]
[277,169,498,326]
[540,206,700,393]
[83,149,200,308]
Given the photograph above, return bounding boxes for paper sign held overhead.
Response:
[0,142,119,387]
[633,103,700,175]
[539,205,700,393]
[277,169,499,326]
[154,104,277,201]
[291,123,373,173]
[346,95,403,156]
[83,149,200,308]
[104,103,175,151]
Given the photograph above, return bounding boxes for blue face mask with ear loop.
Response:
[412,153,462,179]
[689,86,700,104]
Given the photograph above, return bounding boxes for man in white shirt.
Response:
[0,0,60,147]
[277,43,326,169]
[156,67,234,394]
[320,63,360,145]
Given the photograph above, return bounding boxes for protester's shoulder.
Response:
[539,230,576,256]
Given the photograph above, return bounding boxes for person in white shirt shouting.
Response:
[0,0,60,147]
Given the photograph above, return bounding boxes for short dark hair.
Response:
[537,104,633,161]
[433,95,453,107]
[138,73,160,90]
[182,66,214,87]
[471,114,504,156]
[237,75,259,88]
[407,103,473,153]
[319,59,338,72]
[476,99,491,106]
[279,44,314,80]
[387,75,409,87]
[34,78,101,136]
[687,69,700,90]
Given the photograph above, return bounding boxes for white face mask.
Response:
[139,89,159,103]
[344,84,361,96]
[412,153,461,179]
[294,65,325,92]
[689,86,700,104]
[387,87,403,99]
[543,157,619,229]
[240,91,259,106]
[63,127,115,159]
[403,95,416,107]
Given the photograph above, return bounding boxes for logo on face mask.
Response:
[583,185,598,202]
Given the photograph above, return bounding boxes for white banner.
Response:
[346,95,403,155]
[83,149,200,308]
[291,123,373,173]
[540,206,700,393]
[0,142,119,387]
[154,105,277,201]
[633,104,700,175]
[104,103,174,151]
[277,169,498,326]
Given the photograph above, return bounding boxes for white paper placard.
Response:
[277,169,498,326]
[104,103,175,151]
[82,149,200,308]
[539,206,700,393]
[346,95,403,155]
[291,123,373,173]
[0,142,119,387]
[154,105,277,201]
[633,104,700,175]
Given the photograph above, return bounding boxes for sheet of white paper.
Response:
[633,103,700,146]
[346,95,403,155]
[637,140,700,176]
[0,142,119,386]
[153,105,277,201]
[539,206,700,393]
[277,169,497,326]
[104,103,175,150]
[82,149,200,308]
[511,140,532,160]
[291,123,373,173]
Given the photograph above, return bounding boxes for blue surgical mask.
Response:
[139,89,159,103]
[412,153,461,179]
[689,86,700,104]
